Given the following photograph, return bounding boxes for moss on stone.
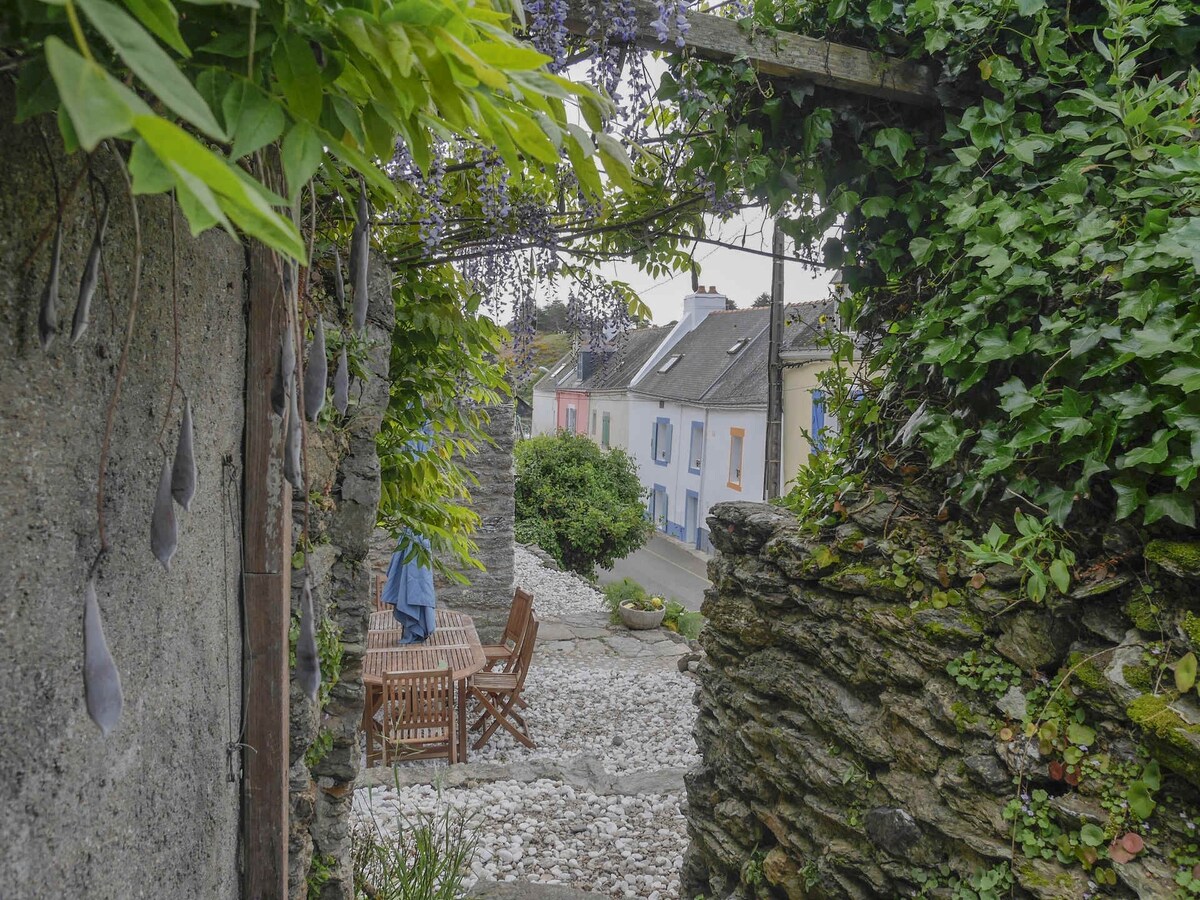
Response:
[1126,693,1200,786]
[1126,595,1161,633]
[951,701,982,733]
[1183,612,1200,650]
[1067,653,1106,692]
[1144,540,1200,577]
[1122,664,1154,692]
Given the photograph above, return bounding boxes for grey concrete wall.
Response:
[0,89,245,899]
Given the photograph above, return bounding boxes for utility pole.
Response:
[764,224,785,500]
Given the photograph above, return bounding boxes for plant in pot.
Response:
[618,595,666,630]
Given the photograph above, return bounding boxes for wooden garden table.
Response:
[362,609,486,763]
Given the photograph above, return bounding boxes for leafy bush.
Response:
[351,800,476,900]
[664,601,706,641]
[515,433,652,579]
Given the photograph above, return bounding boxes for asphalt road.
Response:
[598,532,712,611]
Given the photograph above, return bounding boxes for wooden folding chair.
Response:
[482,588,534,671]
[374,572,388,611]
[370,668,457,766]
[468,615,539,750]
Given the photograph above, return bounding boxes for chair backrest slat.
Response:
[382,669,453,734]
[510,615,539,689]
[502,588,534,648]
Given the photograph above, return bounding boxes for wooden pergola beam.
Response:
[566,0,937,106]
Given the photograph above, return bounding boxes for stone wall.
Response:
[686,493,1200,899]
[0,90,245,898]
[287,260,393,898]
[433,401,516,638]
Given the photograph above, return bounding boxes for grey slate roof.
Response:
[582,327,670,392]
[630,308,771,405]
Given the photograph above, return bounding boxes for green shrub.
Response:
[664,601,706,641]
[515,433,653,579]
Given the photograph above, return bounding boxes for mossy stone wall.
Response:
[685,494,1200,899]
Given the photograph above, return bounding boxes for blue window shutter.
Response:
[812,390,826,452]
[651,422,657,458]
[665,423,673,463]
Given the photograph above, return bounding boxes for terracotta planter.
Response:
[618,602,665,630]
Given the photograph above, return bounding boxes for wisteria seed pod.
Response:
[332,247,346,317]
[171,397,198,511]
[84,576,123,736]
[333,347,349,416]
[303,316,327,422]
[351,187,370,331]
[271,323,295,417]
[283,380,304,490]
[150,456,178,571]
[38,220,63,350]
[71,203,109,344]
[295,575,321,702]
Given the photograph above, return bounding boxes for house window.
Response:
[591,410,597,435]
[566,405,577,433]
[688,421,704,474]
[651,485,669,532]
[657,355,682,374]
[727,427,745,490]
[811,390,826,452]
[601,413,611,449]
[652,417,672,466]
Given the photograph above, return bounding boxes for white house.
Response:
[531,289,843,554]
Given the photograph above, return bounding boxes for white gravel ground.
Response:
[353,545,698,898]
[353,779,687,900]
[514,545,609,619]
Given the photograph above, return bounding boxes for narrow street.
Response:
[598,532,712,612]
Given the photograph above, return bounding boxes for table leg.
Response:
[457,678,468,763]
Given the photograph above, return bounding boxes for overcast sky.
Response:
[598,210,834,324]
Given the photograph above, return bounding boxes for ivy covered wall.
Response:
[686,497,1200,899]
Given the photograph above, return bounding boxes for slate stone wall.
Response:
[434,401,517,639]
[686,493,1200,899]
[0,90,245,899]
[287,260,393,898]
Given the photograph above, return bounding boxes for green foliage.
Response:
[912,861,1013,900]
[664,600,705,640]
[960,511,1076,603]
[602,577,649,624]
[289,608,343,711]
[514,432,653,578]
[675,0,1200,530]
[351,798,477,900]
[8,0,611,262]
[946,649,1023,699]
[377,265,509,579]
[304,727,334,769]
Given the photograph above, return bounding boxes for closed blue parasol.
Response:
[381,534,436,643]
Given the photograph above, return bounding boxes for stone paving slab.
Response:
[469,883,600,899]
[359,757,689,797]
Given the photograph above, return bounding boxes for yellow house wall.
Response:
[781,360,831,491]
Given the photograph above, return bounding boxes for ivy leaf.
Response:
[76,0,225,141]
[874,127,914,165]
[1119,429,1174,469]
[45,37,151,151]
[1176,652,1197,693]
[1143,492,1196,527]
[1158,357,1200,393]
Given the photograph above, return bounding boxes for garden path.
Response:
[351,547,702,899]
